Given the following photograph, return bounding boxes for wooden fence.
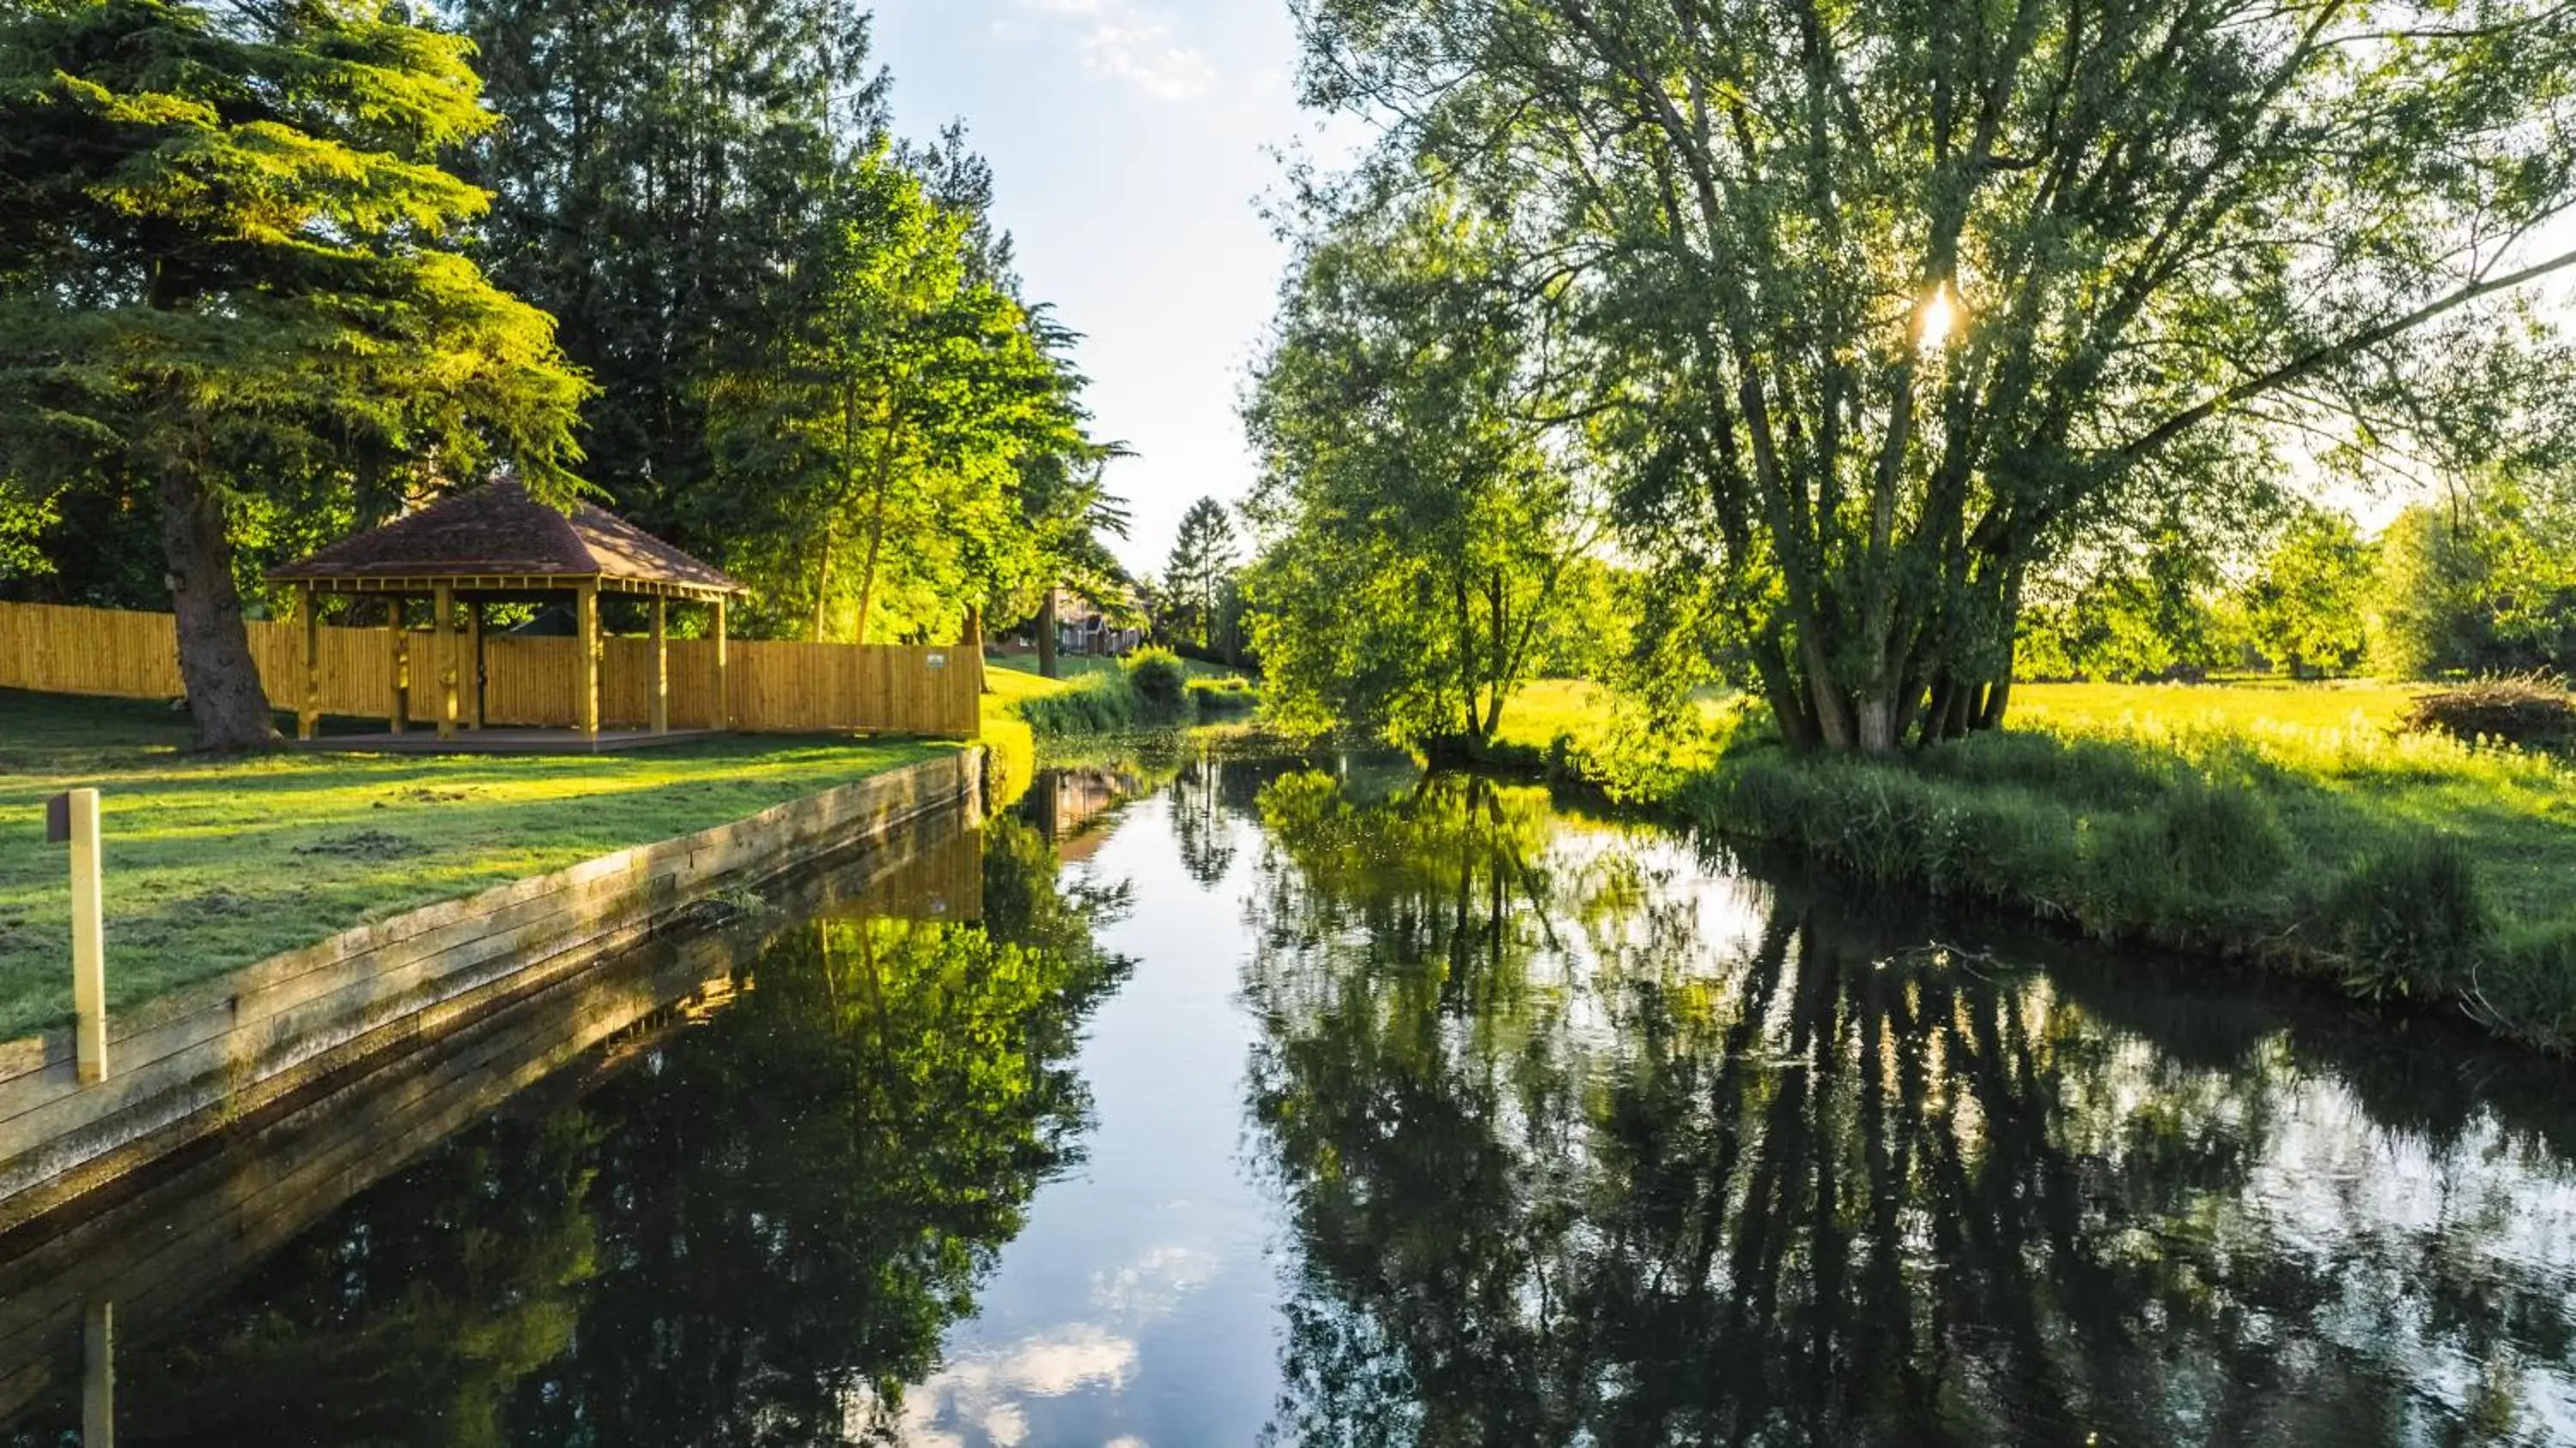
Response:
[0,600,981,739]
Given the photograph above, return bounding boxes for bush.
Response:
[1123,648,1189,722]
[2324,836,2490,1001]
[1017,673,1139,737]
[2482,922,2576,1049]
[1188,675,1259,720]
[2400,674,2576,753]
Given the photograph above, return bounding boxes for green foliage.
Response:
[1014,672,1141,738]
[1244,189,1601,748]
[1187,675,1259,720]
[2371,485,2576,679]
[708,146,1084,643]
[457,0,881,563]
[2241,509,2377,678]
[1657,710,2576,1047]
[1121,646,1188,721]
[2020,523,2245,684]
[1159,496,1241,655]
[1292,0,2576,751]
[0,0,592,745]
[2329,837,2489,1001]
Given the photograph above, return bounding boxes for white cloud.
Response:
[1010,0,1218,101]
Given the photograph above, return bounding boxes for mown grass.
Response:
[0,690,946,1041]
[1513,676,2576,1053]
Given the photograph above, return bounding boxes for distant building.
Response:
[995,587,1146,660]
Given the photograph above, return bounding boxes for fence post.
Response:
[65,788,107,1086]
[298,584,320,741]
[83,1299,112,1447]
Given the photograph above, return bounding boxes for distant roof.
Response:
[269,482,743,598]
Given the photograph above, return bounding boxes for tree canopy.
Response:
[1282,0,2576,751]
[1245,190,1602,747]
[0,0,590,746]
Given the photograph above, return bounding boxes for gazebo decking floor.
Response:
[292,728,725,757]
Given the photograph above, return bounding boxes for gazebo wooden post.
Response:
[297,583,320,741]
[465,599,485,730]
[649,595,670,735]
[576,581,602,739]
[386,595,407,735]
[713,595,730,730]
[433,581,459,740]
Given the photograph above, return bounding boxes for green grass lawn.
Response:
[0,690,947,1042]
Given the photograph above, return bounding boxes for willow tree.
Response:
[1293,0,2576,751]
[0,0,588,748]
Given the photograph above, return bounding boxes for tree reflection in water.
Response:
[1242,770,2576,1448]
[15,815,1131,1447]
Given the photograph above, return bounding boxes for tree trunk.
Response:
[850,391,902,646]
[1037,587,1059,678]
[810,526,835,642]
[160,462,276,750]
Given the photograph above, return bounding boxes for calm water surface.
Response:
[5,753,2575,1446]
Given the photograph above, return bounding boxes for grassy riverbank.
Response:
[0,690,948,1040]
[1513,678,2576,1051]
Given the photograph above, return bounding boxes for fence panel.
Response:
[0,601,978,738]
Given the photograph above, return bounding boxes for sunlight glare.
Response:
[1917,283,1957,351]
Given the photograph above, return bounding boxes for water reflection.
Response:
[1241,770,2576,1447]
[4,758,2573,1445]
[0,810,1132,1445]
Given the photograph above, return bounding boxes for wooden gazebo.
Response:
[269,482,745,744]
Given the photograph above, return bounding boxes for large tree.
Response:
[455,0,879,561]
[1245,192,1602,748]
[0,0,589,748]
[1292,0,2576,751]
[707,146,1083,642]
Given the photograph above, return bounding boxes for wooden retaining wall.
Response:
[0,599,981,737]
[0,806,987,1427]
[0,750,982,1237]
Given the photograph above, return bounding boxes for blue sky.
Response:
[871,1,1333,578]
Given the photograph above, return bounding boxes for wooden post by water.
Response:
[575,582,601,739]
[649,595,669,735]
[297,583,319,741]
[83,1299,112,1447]
[712,595,730,730]
[386,596,407,735]
[67,788,106,1086]
[434,581,458,741]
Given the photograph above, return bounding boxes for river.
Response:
[4,751,2573,1445]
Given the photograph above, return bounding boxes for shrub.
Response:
[1017,673,1139,737]
[2399,674,2576,753]
[1123,648,1189,721]
[1188,675,1259,720]
[2326,837,2490,1001]
[2480,922,2576,1050]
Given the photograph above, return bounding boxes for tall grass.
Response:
[1672,710,2576,1051]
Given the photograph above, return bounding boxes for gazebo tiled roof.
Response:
[269,481,742,599]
